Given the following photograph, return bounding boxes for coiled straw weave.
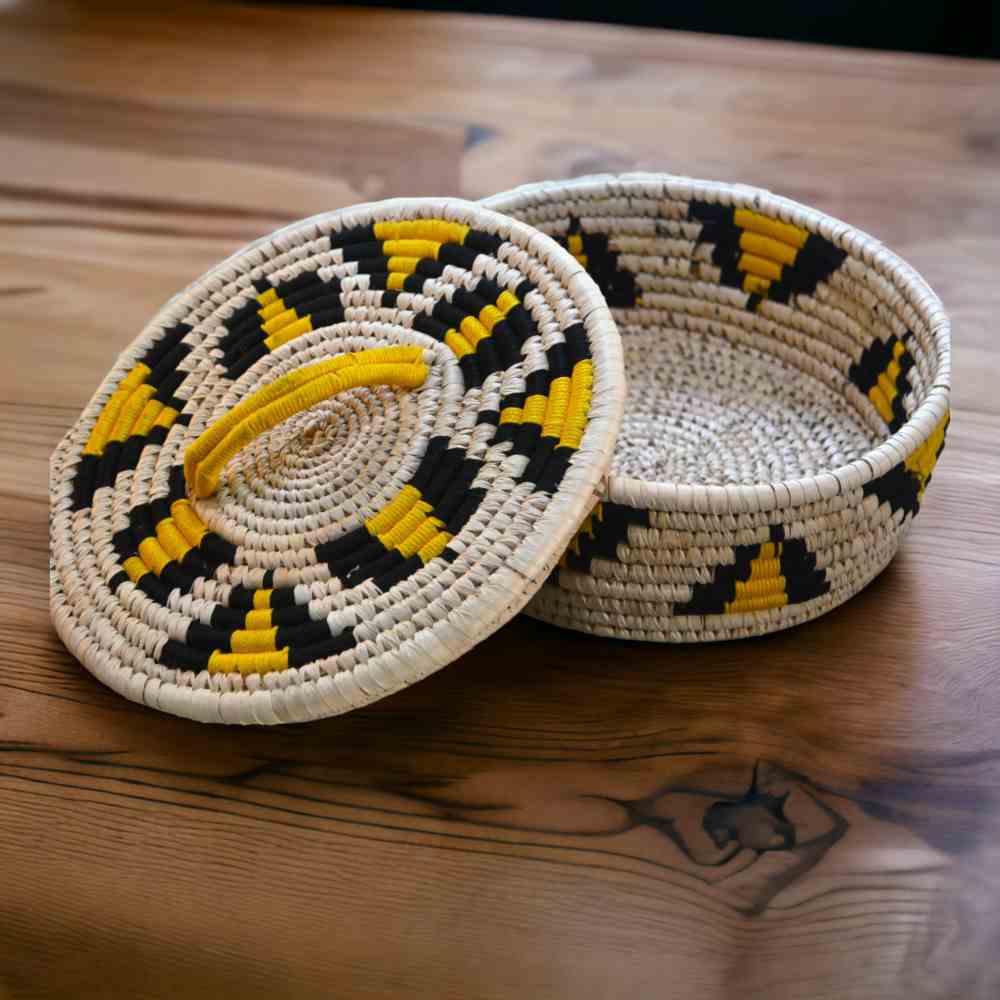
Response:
[483,174,951,642]
[50,198,624,723]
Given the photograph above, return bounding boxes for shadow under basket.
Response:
[483,173,951,642]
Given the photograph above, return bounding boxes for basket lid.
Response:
[50,198,625,724]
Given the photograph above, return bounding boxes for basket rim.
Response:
[50,195,627,723]
[482,172,951,516]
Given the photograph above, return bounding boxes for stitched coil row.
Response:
[483,174,951,641]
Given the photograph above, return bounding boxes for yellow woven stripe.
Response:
[869,340,906,424]
[387,256,420,275]
[739,231,799,267]
[374,220,469,245]
[121,364,152,391]
[358,346,425,365]
[742,273,772,297]
[137,537,171,576]
[155,517,192,563]
[441,290,521,357]
[170,499,209,546]
[906,428,944,481]
[560,503,601,568]
[153,406,179,430]
[905,411,949,496]
[257,288,279,308]
[253,589,272,610]
[499,407,522,425]
[417,530,452,564]
[185,347,426,497]
[870,383,896,423]
[133,399,165,436]
[497,291,519,315]
[397,517,445,558]
[122,556,148,584]
[444,329,474,358]
[566,504,600,564]
[726,593,789,614]
[747,558,781,581]
[231,627,279,654]
[261,306,299,336]
[753,542,777,563]
[258,297,286,322]
[459,314,490,346]
[109,383,157,443]
[383,239,439,260]
[244,608,273,630]
[733,575,786,599]
[207,649,289,676]
[737,253,783,283]
[522,394,547,425]
[479,305,504,332]
[264,315,313,351]
[558,359,594,450]
[568,234,588,267]
[733,210,809,249]
[82,363,151,456]
[885,346,905,381]
[366,481,454,561]
[185,346,422,477]
[725,543,787,612]
[387,272,407,290]
[366,484,422,536]
[541,376,572,439]
[378,501,434,549]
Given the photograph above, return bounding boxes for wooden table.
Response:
[2,3,999,997]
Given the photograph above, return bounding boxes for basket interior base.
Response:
[614,326,882,486]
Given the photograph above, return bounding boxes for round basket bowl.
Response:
[483,173,951,642]
[49,197,625,723]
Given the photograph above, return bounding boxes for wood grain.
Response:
[1,2,999,998]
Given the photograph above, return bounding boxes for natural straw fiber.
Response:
[50,198,625,723]
[483,174,950,641]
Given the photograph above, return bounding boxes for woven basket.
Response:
[50,197,625,723]
[483,174,951,642]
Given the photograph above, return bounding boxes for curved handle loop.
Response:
[184,346,427,499]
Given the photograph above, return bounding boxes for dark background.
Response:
[273,1,1000,58]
